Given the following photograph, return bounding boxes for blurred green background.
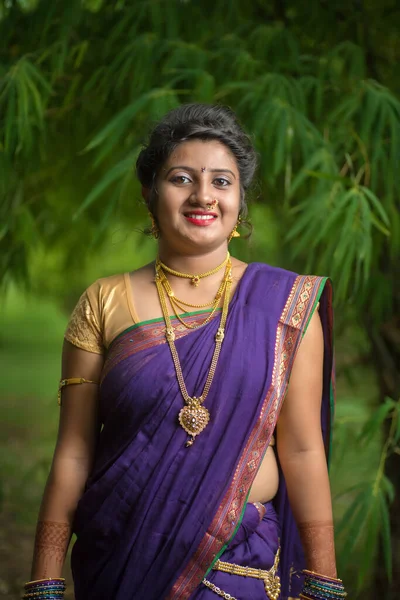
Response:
[0,1,399,599]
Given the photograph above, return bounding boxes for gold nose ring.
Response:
[206,198,219,210]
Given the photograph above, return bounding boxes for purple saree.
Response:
[71,263,334,600]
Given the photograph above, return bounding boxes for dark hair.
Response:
[136,103,257,231]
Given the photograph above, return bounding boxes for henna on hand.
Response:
[33,520,71,578]
[298,520,337,578]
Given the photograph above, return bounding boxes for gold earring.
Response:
[228,218,241,243]
[149,212,160,239]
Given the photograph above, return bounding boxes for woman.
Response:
[25,104,345,600]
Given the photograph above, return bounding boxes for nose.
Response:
[189,180,213,207]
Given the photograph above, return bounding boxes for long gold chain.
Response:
[202,578,239,600]
[155,259,232,446]
[158,252,229,287]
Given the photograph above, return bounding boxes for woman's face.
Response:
[151,139,241,253]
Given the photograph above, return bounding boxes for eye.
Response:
[213,177,231,187]
[170,175,192,184]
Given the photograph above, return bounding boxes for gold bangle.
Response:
[25,577,65,586]
[58,377,98,405]
[303,569,342,583]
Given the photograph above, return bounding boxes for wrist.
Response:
[23,578,66,599]
[300,570,347,599]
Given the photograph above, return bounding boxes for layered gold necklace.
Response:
[155,254,230,330]
[157,252,229,287]
[155,255,232,446]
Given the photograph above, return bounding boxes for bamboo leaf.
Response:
[84,88,178,167]
[358,487,380,587]
[73,154,136,218]
[359,399,396,445]
[360,185,390,227]
[378,487,393,581]
[336,487,369,548]
[83,90,169,154]
[288,145,340,197]
[380,473,396,505]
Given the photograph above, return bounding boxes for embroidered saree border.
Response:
[100,312,219,384]
[302,277,334,465]
[169,275,326,600]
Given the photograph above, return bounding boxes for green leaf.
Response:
[360,186,390,227]
[380,473,395,505]
[83,89,178,159]
[358,487,380,587]
[378,487,393,581]
[359,398,395,445]
[73,154,136,218]
[288,148,338,199]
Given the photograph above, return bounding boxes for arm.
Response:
[30,341,104,579]
[276,310,337,578]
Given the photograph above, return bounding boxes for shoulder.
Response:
[82,273,127,315]
[243,262,329,321]
[85,273,126,301]
[65,273,128,354]
[251,261,298,280]
[76,272,127,325]
[251,262,328,295]
[245,262,300,298]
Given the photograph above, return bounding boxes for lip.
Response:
[183,210,218,227]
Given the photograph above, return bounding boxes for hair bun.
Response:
[136,103,257,193]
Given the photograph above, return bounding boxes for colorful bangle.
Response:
[23,578,65,600]
[300,570,347,600]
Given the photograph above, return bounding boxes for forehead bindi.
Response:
[164,140,238,176]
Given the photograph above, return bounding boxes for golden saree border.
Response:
[168,275,328,600]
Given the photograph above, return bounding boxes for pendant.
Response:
[190,275,200,286]
[178,397,210,444]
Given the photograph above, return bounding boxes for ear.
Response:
[141,186,150,204]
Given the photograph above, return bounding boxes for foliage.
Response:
[335,397,399,588]
[0,1,399,301]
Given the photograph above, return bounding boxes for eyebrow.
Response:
[165,165,237,179]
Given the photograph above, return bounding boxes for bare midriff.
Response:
[247,445,280,504]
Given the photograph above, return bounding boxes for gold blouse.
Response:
[65,273,139,354]
[65,274,321,355]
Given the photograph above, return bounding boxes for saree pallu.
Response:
[71,263,334,600]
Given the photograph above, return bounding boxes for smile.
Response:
[185,214,216,220]
[184,212,218,227]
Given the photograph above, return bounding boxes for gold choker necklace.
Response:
[155,258,230,331]
[157,252,229,287]
[155,258,232,446]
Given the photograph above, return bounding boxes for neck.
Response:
[157,244,229,277]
